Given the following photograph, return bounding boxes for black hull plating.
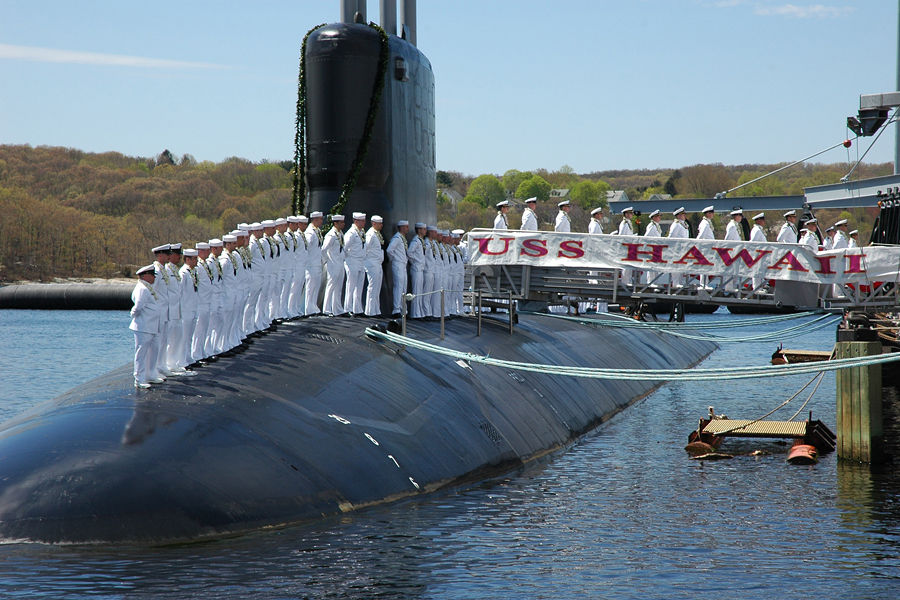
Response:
[0,314,714,544]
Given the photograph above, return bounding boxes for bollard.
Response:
[834,322,884,464]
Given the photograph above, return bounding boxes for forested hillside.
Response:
[0,144,892,282]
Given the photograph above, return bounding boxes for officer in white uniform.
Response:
[387,220,409,317]
[344,212,367,315]
[151,244,172,379]
[247,223,268,330]
[275,217,293,320]
[219,234,240,353]
[451,229,466,314]
[848,229,859,248]
[433,230,450,317]
[644,209,662,237]
[823,226,835,251]
[749,214,768,292]
[588,207,604,234]
[777,210,799,243]
[407,223,427,318]
[799,218,820,251]
[130,265,161,388]
[424,226,441,317]
[617,207,635,285]
[520,197,538,231]
[322,214,347,316]
[205,239,225,357]
[177,249,200,373]
[494,200,510,230]
[305,211,325,315]
[260,219,280,323]
[697,206,715,240]
[667,207,690,287]
[832,219,849,250]
[724,209,744,241]
[192,242,214,363]
[164,243,186,374]
[364,215,385,316]
[554,200,571,232]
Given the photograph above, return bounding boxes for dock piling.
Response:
[835,318,884,464]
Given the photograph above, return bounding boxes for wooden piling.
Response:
[834,340,884,464]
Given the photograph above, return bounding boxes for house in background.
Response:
[606,190,629,205]
[550,188,570,202]
[437,188,463,209]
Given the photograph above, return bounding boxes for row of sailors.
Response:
[129,213,468,388]
[493,198,861,249]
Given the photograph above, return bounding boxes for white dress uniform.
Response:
[617,218,634,284]
[724,219,743,241]
[832,231,848,250]
[750,224,767,242]
[288,223,309,317]
[343,221,367,314]
[589,218,604,234]
[407,232,426,318]
[777,222,799,243]
[799,228,820,251]
[451,236,466,314]
[848,235,858,249]
[249,229,268,330]
[164,260,185,372]
[193,251,215,362]
[520,207,538,231]
[130,274,161,386]
[305,222,325,315]
[322,224,346,315]
[493,211,508,230]
[697,217,715,240]
[364,224,385,316]
[668,217,690,287]
[218,243,239,352]
[178,261,199,369]
[823,234,834,251]
[432,239,449,317]
[231,243,249,345]
[151,257,171,378]
[276,228,293,319]
[205,246,225,357]
[423,234,439,317]
[386,229,409,315]
[268,231,286,321]
[554,211,571,232]
[640,219,662,284]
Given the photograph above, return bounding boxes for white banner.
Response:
[466,229,900,285]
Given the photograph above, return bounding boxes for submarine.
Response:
[0,1,716,544]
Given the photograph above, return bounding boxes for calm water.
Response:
[0,308,897,599]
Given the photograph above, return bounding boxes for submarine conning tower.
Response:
[304,0,436,230]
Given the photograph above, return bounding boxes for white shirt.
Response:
[386,232,408,267]
[617,218,633,236]
[724,219,743,241]
[343,224,366,267]
[520,208,538,231]
[848,237,858,249]
[697,217,715,240]
[129,280,160,334]
[306,224,324,269]
[799,229,819,251]
[588,218,604,234]
[644,220,662,237]
[832,230,848,250]
[178,264,199,319]
[322,228,345,270]
[777,221,799,244]
[750,224,767,242]
[493,212,508,230]
[407,235,425,270]
[555,210,571,232]
[365,227,384,266]
[668,219,690,239]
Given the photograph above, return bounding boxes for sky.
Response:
[1,0,898,176]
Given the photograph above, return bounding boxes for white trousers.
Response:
[410,267,425,318]
[192,309,210,361]
[133,330,159,384]
[422,270,435,317]
[305,268,323,315]
[155,317,169,376]
[180,315,196,367]
[431,269,447,317]
[323,265,345,315]
[288,267,306,316]
[344,263,365,314]
[391,263,407,315]
[364,262,383,316]
[165,319,182,371]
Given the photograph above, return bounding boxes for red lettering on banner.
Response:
[713,247,771,268]
[767,251,808,272]
[845,253,866,274]
[475,236,514,256]
[622,243,668,263]
[673,246,713,266]
[558,240,585,259]
[521,238,549,258]
[813,255,837,275]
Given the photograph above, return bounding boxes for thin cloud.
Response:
[754,3,854,18]
[0,43,227,69]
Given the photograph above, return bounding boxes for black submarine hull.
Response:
[0,314,714,544]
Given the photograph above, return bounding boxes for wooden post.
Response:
[834,339,884,463]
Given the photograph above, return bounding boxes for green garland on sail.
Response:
[291,21,390,224]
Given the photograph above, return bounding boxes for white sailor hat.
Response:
[297,215,309,223]
[310,211,323,219]
[286,215,301,223]
[558,200,571,208]
[496,200,510,209]
[136,264,155,276]
[825,226,834,232]
[250,222,263,230]
[442,229,450,236]
[591,207,603,216]
[729,209,743,216]
[451,231,460,238]
[835,219,848,227]
[849,229,859,236]
[223,234,237,243]
[427,224,437,231]
[397,220,409,226]
[237,223,250,231]
[415,222,426,229]
[169,242,182,251]
[209,238,223,247]
[152,244,171,253]
[649,209,660,218]
[702,205,715,213]
[275,217,287,225]
[805,218,817,225]
[331,214,345,222]
[621,206,633,213]
[452,228,465,236]
[183,248,198,257]
[261,219,276,227]
[229,230,241,236]
[371,215,383,223]
[237,230,249,237]
[525,196,537,203]
[673,207,685,216]
[783,210,796,218]
[352,212,366,220]
[196,242,210,250]
[753,212,765,220]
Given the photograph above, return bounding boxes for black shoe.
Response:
[391,312,401,318]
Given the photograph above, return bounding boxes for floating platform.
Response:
[770,347,834,365]
[695,417,836,454]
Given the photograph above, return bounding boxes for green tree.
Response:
[502,169,533,197]
[569,180,610,210]
[464,174,505,208]
[516,175,552,203]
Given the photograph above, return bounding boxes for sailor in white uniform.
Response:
[639,209,663,285]
[192,243,214,363]
[724,209,744,241]
[554,200,572,232]
[205,239,224,357]
[433,230,451,317]
[305,211,325,315]
[218,234,240,353]
[151,244,172,379]
[247,223,268,330]
[164,244,185,373]
[823,226,835,251]
[799,218,820,251]
[667,207,690,287]
[130,265,162,388]
[697,206,716,240]
[777,210,799,243]
[288,215,309,317]
[387,220,410,317]
[588,207,604,234]
[322,214,347,316]
[343,212,367,315]
[451,229,466,314]
[424,226,440,317]
[407,223,427,318]
[275,217,293,320]
[493,200,510,230]
[520,197,538,231]
[832,219,849,250]
[848,229,859,248]
[177,249,200,373]
[749,213,768,292]
[617,206,635,285]
[364,215,385,316]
